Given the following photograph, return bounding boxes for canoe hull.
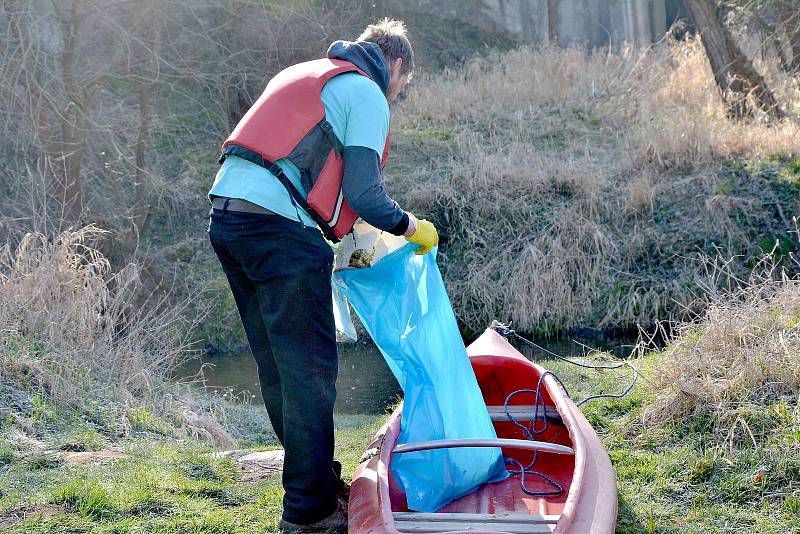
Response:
[349,328,617,534]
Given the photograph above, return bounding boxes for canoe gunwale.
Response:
[377,413,402,534]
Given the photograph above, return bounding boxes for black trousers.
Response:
[208,206,339,524]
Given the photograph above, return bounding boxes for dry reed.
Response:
[0,226,235,445]
[642,268,800,447]
[390,38,800,334]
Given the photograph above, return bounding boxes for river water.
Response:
[178,333,636,414]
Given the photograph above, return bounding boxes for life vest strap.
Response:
[319,120,344,156]
[219,144,341,243]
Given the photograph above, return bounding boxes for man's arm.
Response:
[341,145,412,236]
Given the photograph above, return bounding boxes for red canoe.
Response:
[349,326,618,533]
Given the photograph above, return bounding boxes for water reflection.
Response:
[178,332,636,414]
[179,342,402,414]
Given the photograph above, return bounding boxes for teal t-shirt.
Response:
[208,72,390,227]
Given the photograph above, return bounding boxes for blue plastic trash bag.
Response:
[334,244,507,512]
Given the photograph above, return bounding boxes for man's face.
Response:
[387,58,412,104]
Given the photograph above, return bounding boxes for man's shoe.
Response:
[336,479,351,502]
[278,498,348,533]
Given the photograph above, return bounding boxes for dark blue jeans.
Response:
[208,206,339,524]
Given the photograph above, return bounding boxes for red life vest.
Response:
[220,58,391,242]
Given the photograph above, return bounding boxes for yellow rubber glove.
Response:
[406,219,439,255]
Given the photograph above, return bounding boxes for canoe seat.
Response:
[393,438,574,455]
[393,512,559,533]
[486,405,562,423]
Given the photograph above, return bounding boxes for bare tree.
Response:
[1,0,167,226]
[1,0,495,240]
[0,0,197,236]
[775,0,800,73]
[3,0,91,222]
[727,0,800,76]
[548,0,558,44]
[124,2,166,237]
[685,0,784,118]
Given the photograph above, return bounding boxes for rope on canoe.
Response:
[502,370,567,496]
[494,323,640,496]
[493,323,640,407]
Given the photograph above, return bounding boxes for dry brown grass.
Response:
[0,226,235,445]
[0,226,186,397]
[389,38,800,334]
[642,266,800,447]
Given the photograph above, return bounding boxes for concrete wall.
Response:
[408,0,672,48]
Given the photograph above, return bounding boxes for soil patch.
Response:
[215,449,285,482]
[0,505,62,529]
[59,450,130,466]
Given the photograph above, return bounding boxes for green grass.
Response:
[4,370,800,532]
[126,406,172,435]
[0,442,15,466]
[52,478,117,520]
[785,159,800,185]
[540,350,800,533]
[57,428,107,453]
[24,455,63,471]
[0,410,382,533]
[3,338,798,532]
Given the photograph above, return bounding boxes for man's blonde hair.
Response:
[357,18,415,75]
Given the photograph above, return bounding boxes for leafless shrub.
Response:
[0,226,186,388]
[0,225,237,445]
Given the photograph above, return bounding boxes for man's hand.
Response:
[406,219,439,255]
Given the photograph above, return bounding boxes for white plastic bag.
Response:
[331,221,408,343]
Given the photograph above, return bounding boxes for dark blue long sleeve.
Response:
[341,146,409,235]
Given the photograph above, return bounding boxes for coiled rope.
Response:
[493,323,640,496]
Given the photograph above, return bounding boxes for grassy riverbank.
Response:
[574,275,800,533]
[388,39,800,336]
[0,227,380,532]
[1,210,798,533]
[3,341,798,533]
[0,412,381,533]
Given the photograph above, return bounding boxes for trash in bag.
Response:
[331,221,403,343]
[333,243,507,512]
